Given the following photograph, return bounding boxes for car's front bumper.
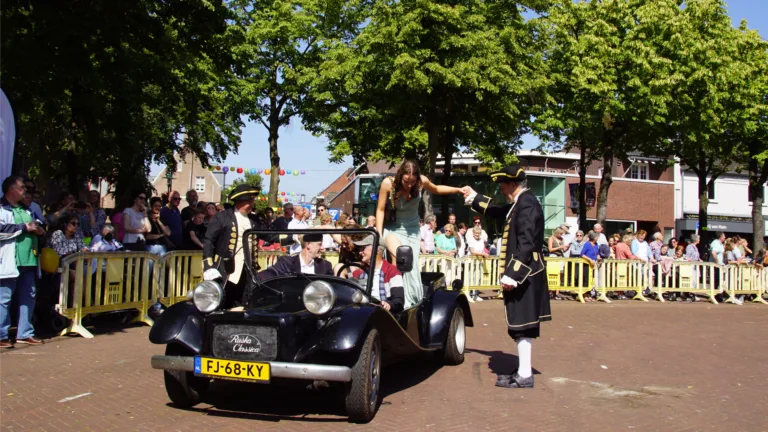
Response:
[151,355,352,382]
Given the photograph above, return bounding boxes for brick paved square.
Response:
[1,301,767,431]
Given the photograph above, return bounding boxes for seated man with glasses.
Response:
[347,237,405,314]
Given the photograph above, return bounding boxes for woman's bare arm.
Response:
[421,175,463,195]
[375,177,392,236]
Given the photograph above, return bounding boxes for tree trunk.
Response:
[578,144,588,231]
[67,121,80,195]
[440,114,456,221]
[422,108,441,220]
[267,94,280,208]
[268,126,280,208]
[748,142,768,253]
[595,134,613,227]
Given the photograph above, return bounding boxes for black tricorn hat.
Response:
[228,184,261,201]
[490,164,526,183]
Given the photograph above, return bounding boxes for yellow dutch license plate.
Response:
[194,356,270,382]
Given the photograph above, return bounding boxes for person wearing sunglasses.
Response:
[160,191,184,249]
[122,192,151,250]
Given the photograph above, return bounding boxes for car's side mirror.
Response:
[451,279,463,292]
[396,246,413,273]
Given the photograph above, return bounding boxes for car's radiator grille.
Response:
[211,324,278,361]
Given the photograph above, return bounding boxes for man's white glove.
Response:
[203,268,223,281]
[500,275,518,290]
[463,188,477,206]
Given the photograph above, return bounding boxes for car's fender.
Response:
[303,305,426,359]
[148,301,206,354]
[424,289,474,348]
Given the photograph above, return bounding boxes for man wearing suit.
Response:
[257,233,333,279]
[203,184,263,308]
[463,164,551,389]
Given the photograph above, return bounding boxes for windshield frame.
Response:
[242,227,379,296]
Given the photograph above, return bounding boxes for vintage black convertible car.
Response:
[149,229,473,422]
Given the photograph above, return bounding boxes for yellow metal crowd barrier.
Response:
[597,259,652,302]
[159,251,203,306]
[57,252,159,338]
[653,261,721,304]
[719,264,768,305]
[545,257,595,303]
[57,250,768,338]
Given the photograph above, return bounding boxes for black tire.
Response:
[345,329,381,423]
[442,307,466,365]
[163,344,209,408]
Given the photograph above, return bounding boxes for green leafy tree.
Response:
[303,0,551,217]
[537,0,679,228]
[2,1,242,199]
[652,0,749,243]
[228,0,367,207]
[729,22,768,252]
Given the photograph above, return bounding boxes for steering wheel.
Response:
[336,262,367,278]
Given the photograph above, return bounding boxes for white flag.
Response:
[0,89,16,188]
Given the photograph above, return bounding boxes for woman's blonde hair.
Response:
[320,212,333,225]
[444,223,455,236]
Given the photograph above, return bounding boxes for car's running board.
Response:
[151,355,352,382]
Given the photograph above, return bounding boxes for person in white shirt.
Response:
[593,223,609,246]
[420,215,437,254]
[288,206,310,254]
[89,224,124,274]
[559,224,574,257]
[466,226,489,302]
[466,215,488,246]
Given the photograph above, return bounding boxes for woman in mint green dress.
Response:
[375,160,465,308]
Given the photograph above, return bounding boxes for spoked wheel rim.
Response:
[455,311,466,354]
[368,342,381,409]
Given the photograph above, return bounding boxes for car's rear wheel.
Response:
[163,344,209,408]
[345,329,381,423]
[442,307,466,365]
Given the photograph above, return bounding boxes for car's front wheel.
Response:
[345,329,381,423]
[442,307,466,365]
[163,344,209,408]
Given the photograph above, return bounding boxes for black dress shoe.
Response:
[495,374,514,387]
[496,373,534,389]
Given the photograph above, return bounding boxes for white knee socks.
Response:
[517,337,532,378]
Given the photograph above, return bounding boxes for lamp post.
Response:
[166,168,173,195]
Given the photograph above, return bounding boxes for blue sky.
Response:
[155,0,767,199]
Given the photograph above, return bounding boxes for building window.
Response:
[707,180,715,200]
[195,176,205,193]
[629,163,648,180]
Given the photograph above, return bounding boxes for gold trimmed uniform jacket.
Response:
[203,208,262,281]
[471,189,551,338]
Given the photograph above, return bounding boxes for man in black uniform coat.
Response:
[463,164,551,389]
[203,184,263,308]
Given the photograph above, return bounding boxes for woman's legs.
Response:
[383,232,402,262]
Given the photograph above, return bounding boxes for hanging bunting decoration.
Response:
[293,170,299,176]
[264,169,271,175]
[216,165,221,171]
[301,170,306,175]
[208,166,215,172]
[236,168,243,174]
[222,167,229,173]
[279,169,286,176]
[286,169,292,175]
[250,168,257,175]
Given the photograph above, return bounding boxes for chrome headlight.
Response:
[302,281,336,315]
[193,281,224,313]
